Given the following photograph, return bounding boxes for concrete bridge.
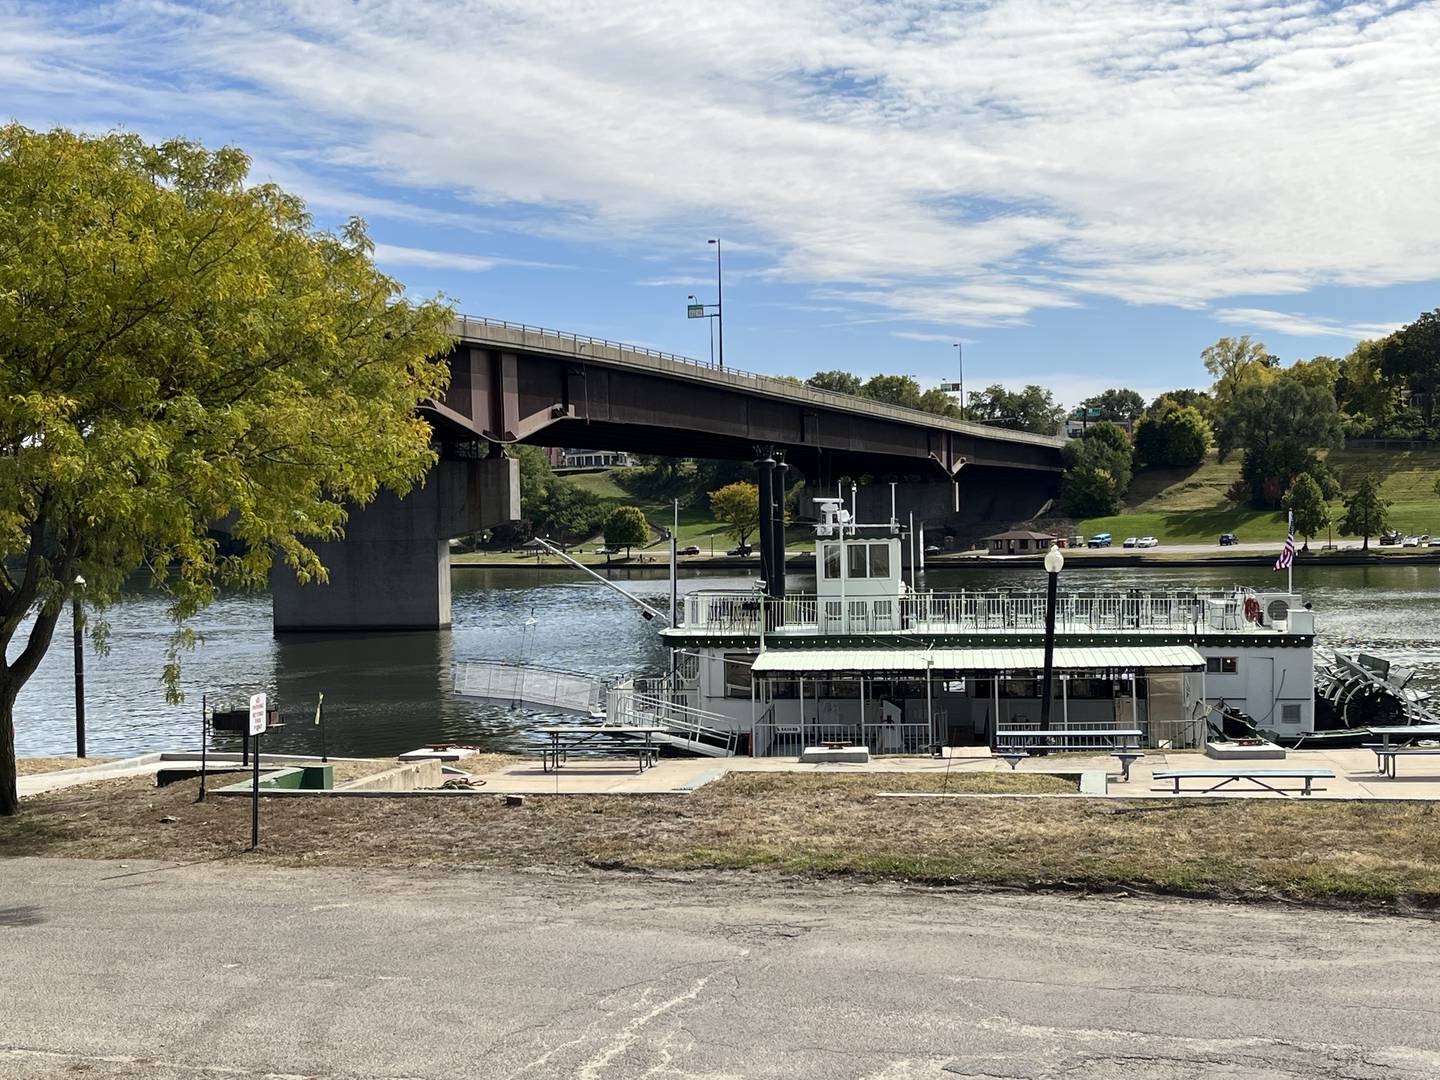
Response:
[272,317,1065,631]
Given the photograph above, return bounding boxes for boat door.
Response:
[1245,656,1275,726]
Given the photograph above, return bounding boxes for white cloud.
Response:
[891,330,977,344]
[5,0,1439,327]
[1214,308,1405,341]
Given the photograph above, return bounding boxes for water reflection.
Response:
[9,562,1439,758]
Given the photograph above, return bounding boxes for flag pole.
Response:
[1287,511,1293,595]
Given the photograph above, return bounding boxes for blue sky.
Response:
[3,0,1438,406]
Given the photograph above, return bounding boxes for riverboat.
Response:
[459,498,1432,755]
[648,498,1333,755]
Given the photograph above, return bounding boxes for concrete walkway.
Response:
[22,745,1440,801]
[459,745,1440,799]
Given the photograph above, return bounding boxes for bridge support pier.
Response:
[270,456,519,632]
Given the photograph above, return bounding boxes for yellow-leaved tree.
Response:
[0,125,455,815]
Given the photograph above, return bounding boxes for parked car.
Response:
[1403,535,1421,547]
[1419,534,1432,546]
[1429,536,1440,547]
[1137,536,1159,548]
[924,544,941,554]
[1087,533,1112,548]
[593,546,611,555]
[1379,531,1402,546]
[678,544,701,556]
[726,544,753,556]
[1122,536,1139,548]
[1218,533,1239,546]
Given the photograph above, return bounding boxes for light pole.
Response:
[688,294,716,365]
[72,574,86,759]
[707,238,724,368]
[1039,546,1063,730]
[952,342,965,419]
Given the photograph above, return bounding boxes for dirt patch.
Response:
[15,757,116,777]
[4,771,1439,910]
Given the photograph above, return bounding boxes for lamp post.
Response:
[953,342,965,419]
[72,574,86,759]
[707,238,724,368]
[688,293,716,365]
[1039,546,1063,730]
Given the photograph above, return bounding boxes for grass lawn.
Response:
[5,771,1440,910]
[1077,446,1440,544]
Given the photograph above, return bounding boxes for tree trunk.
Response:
[1,681,18,817]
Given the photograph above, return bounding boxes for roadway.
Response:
[4,858,1439,1078]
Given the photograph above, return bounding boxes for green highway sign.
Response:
[687,304,706,319]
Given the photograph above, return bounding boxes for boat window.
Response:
[1281,703,1302,724]
[847,543,869,579]
[868,543,891,578]
[822,544,841,580]
[1206,656,1238,674]
[723,653,755,698]
[1002,678,1039,699]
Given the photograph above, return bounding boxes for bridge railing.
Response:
[452,314,1064,448]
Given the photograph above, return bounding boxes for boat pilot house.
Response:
[659,499,1318,756]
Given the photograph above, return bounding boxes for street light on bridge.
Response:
[707,238,724,368]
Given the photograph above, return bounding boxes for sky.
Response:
[3,0,1439,406]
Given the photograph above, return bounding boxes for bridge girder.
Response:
[422,341,1062,482]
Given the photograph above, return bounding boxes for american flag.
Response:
[1274,513,1295,571]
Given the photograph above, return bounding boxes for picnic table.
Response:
[1362,725,1440,777]
[1152,768,1334,796]
[535,726,667,773]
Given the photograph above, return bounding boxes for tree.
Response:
[1378,309,1440,424]
[861,374,922,409]
[0,125,454,816]
[1133,403,1212,468]
[1282,473,1329,552]
[1061,422,1133,517]
[1337,339,1401,434]
[1285,356,1341,398]
[1213,380,1343,506]
[807,370,863,396]
[1202,335,1274,405]
[1147,388,1214,420]
[708,481,760,547]
[1340,475,1390,550]
[1079,388,1145,423]
[603,506,649,558]
[916,387,960,417]
[966,384,1067,435]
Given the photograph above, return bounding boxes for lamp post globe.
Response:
[1044,546,1064,574]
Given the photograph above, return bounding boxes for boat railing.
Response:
[682,589,1224,636]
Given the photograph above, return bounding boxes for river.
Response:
[9,563,1440,758]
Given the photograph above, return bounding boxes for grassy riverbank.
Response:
[5,771,1439,911]
[1077,446,1440,545]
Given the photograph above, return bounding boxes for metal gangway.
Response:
[454,661,608,717]
[453,662,738,757]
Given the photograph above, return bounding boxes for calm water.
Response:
[10,563,1440,757]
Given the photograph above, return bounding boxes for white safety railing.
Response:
[682,589,1257,637]
[610,679,739,756]
[751,721,933,757]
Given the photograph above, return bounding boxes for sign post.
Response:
[248,693,267,850]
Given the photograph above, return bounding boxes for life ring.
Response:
[1243,596,1262,623]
